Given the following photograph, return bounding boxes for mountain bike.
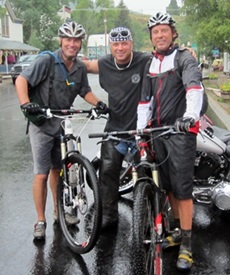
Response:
[90,114,214,197]
[89,126,178,274]
[40,107,103,254]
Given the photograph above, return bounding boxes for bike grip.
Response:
[88,133,107,138]
[37,107,47,114]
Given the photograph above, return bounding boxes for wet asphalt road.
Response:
[1,75,230,275]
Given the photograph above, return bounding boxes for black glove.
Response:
[20,102,40,115]
[95,101,110,115]
[175,117,195,133]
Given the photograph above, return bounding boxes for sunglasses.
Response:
[110,30,130,38]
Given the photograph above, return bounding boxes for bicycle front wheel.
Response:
[57,153,102,254]
[132,181,163,275]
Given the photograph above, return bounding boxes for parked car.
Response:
[211,59,223,71]
[10,54,38,84]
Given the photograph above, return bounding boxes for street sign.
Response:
[192,43,198,51]
[212,47,219,57]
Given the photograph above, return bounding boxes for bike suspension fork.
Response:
[152,164,163,238]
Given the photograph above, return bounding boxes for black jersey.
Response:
[98,51,150,132]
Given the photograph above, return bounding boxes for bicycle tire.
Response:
[132,181,163,275]
[57,153,102,254]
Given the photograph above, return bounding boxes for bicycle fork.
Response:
[152,165,163,275]
[60,135,77,207]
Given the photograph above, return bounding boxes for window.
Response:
[1,15,9,37]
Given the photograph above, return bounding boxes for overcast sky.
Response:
[113,0,182,15]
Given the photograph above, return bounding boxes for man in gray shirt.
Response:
[15,21,107,240]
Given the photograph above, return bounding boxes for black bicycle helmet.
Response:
[58,21,86,39]
[147,12,176,29]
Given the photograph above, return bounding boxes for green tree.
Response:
[181,0,230,57]
[166,0,180,16]
[0,6,6,17]
[27,30,44,49]
[9,0,68,50]
[71,0,97,36]
[114,0,129,28]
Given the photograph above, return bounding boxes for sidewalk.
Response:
[207,93,230,130]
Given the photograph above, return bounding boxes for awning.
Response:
[0,39,40,53]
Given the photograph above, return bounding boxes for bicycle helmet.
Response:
[58,21,86,39]
[147,12,176,29]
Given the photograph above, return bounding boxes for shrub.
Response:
[220,82,230,92]
[208,73,218,79]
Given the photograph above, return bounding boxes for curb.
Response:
[0,75,11,83]
[207,94,230,130]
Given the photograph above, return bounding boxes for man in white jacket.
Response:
[137,12,204,271]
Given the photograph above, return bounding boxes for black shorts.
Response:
[153,133,196,200]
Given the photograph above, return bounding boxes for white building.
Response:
[0,0,24,41]
[87,34,110,59]
[0,0,39,54]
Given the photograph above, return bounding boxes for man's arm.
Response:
[83,60,99,74]
[83,91,101,106]
[84,92,109,114]
[15,75,30,105]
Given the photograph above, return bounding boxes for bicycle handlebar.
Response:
[88,126,177,139]
[37,107,107,119]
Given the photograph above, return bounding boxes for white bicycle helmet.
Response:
[147,12,176,29]
[58,21,86,39]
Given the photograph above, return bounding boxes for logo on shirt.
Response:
[131,74,141,84]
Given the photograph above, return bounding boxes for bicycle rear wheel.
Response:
[119,160,134,195]
[132,181,163,275]
[57,153,102,254]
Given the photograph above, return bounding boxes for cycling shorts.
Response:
[29,124,62,174]
[153,132,196,200]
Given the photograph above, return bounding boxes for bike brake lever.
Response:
[96,135,122,145]
[154,128,179,139]
[91,110,108,120]
[96,138,110,145]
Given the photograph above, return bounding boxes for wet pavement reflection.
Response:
[1,76,230,275]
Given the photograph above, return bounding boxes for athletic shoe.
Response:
[177,245,193,270]
[33,221,46,240]
[161,228,182,249]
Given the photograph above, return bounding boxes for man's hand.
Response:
[185,47,197,60]
[175,117,195,133]
[20,102,40,115]
[95,101,110,115]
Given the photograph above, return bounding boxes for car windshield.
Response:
[18,55,29,62]
[18,55,38,63]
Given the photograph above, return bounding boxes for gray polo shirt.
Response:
[21,49,92,136]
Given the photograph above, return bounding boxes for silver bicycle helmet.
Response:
[58,21,86,39]
[147,12,176,29]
